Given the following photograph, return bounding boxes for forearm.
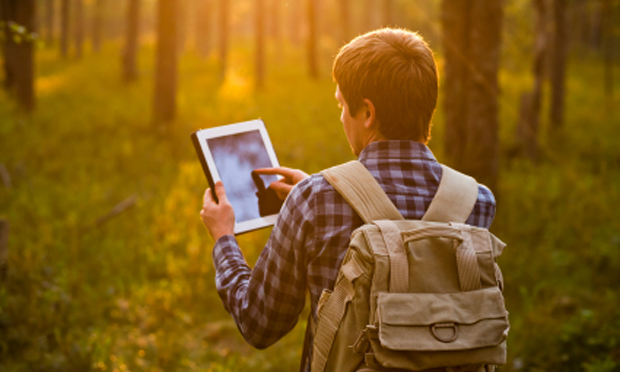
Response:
[210,177,315,349]
[212,235,303,349]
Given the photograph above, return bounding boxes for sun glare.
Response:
[218,68,252,102]
[36,74,65,95]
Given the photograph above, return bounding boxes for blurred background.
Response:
[0,0,619,371]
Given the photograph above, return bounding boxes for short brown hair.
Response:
[333,28,438,143]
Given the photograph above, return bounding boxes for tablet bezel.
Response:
[192,119,281,235]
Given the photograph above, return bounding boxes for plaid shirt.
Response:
[212,140,496,369]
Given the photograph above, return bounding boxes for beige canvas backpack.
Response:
[309,161,509,372]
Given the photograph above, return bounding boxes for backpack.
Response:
[309,161,509,372]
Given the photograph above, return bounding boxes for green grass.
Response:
[1,38,619,372]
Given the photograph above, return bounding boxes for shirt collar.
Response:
[357,140,437,162]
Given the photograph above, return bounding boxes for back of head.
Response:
[333,28,438,143]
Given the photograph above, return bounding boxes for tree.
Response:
[74,0,84,58]
[289,0,301,45]
[255,0,265,89]
[60,0,69,57]
[122,0,140,82]
[363,0,374,33]
[1,0,14,90]
[549,0,567,131]
[441,0,503,191]
[306,0,318,79]
[218,0,229,81]
[195,0,212,58]
[339,0,351,44]
[382,0,393,27]
[92,0,104,52]
[602,0,614,99]
[177,0,187,55]
[153,0,177,125]
[516,0,547,161]
[44,0,54,46]
[270,0,280,43]
[2,0,36,111]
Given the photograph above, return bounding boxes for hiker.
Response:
[200,28,497,371]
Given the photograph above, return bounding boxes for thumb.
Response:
[215,181,229,203]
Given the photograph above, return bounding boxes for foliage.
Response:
[1,30,619,372]
[0,21,42,46]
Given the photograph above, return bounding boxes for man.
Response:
[200,28,496,371]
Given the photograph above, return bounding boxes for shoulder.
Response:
[468,183,496,229]
[477,183,496,209]
[287,173,338,201]
[284,172,351,219]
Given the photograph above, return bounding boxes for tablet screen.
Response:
[191,119,283,235]
[207,130,279,223]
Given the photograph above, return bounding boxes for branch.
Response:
[95,195,137,227]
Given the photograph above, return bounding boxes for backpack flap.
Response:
[368,287,509,370]
[376,287,508,351]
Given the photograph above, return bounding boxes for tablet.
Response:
[191,119,283,235]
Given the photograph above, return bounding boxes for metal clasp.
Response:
[431,322,459,343]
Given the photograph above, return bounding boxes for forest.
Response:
[0,0,619,371]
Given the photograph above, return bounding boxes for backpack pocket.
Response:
[368,286,509,370]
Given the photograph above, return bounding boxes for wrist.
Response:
[212,229,234,242]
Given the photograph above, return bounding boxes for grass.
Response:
[1,36,619,372]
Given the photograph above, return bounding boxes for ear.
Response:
[362,98,378,130]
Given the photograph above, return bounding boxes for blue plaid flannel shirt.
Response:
[212,140,496,369]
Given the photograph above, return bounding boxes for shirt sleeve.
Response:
[212,177,316,349]
[465,184,496,229]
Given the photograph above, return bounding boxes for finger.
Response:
[214,181,228,203]
[254,167,297,179]
[203,188,214,205]
[269,181,293,200]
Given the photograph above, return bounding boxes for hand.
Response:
[200,181,235,241]
[253,167,310,200]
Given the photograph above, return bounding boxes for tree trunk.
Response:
[382,0,392,27]
[603,0,613,99]
[516,0,547,161]
[1,0,15,90]
[2,0,36,111]
[363,0,373,33]
[60,0,69,57]
[92,0,104,52]
[442,0,502,192]
[270,0,280,43]
[218,0,229,81]
[290,0,301,45]
[177,0,187,55]
[122,0,139,82]
[45,0,54,46]
[74,0,83,58]
[306,0,318,79]
[441,0,470,172]
[0,218,8,282]
[339,0,350,44]
[464,0,501,191]
[195,0,211,57]
[589,0,603,50]
[549,0,567,131]
[255,0,265,90]
[153,0,177,125]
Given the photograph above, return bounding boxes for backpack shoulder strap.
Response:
[321,161,404,223]
[422,164,480,223]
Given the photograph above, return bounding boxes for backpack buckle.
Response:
[431,322,459,343]
[351,328,370,354]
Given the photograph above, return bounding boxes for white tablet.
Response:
[191,119,283,235]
